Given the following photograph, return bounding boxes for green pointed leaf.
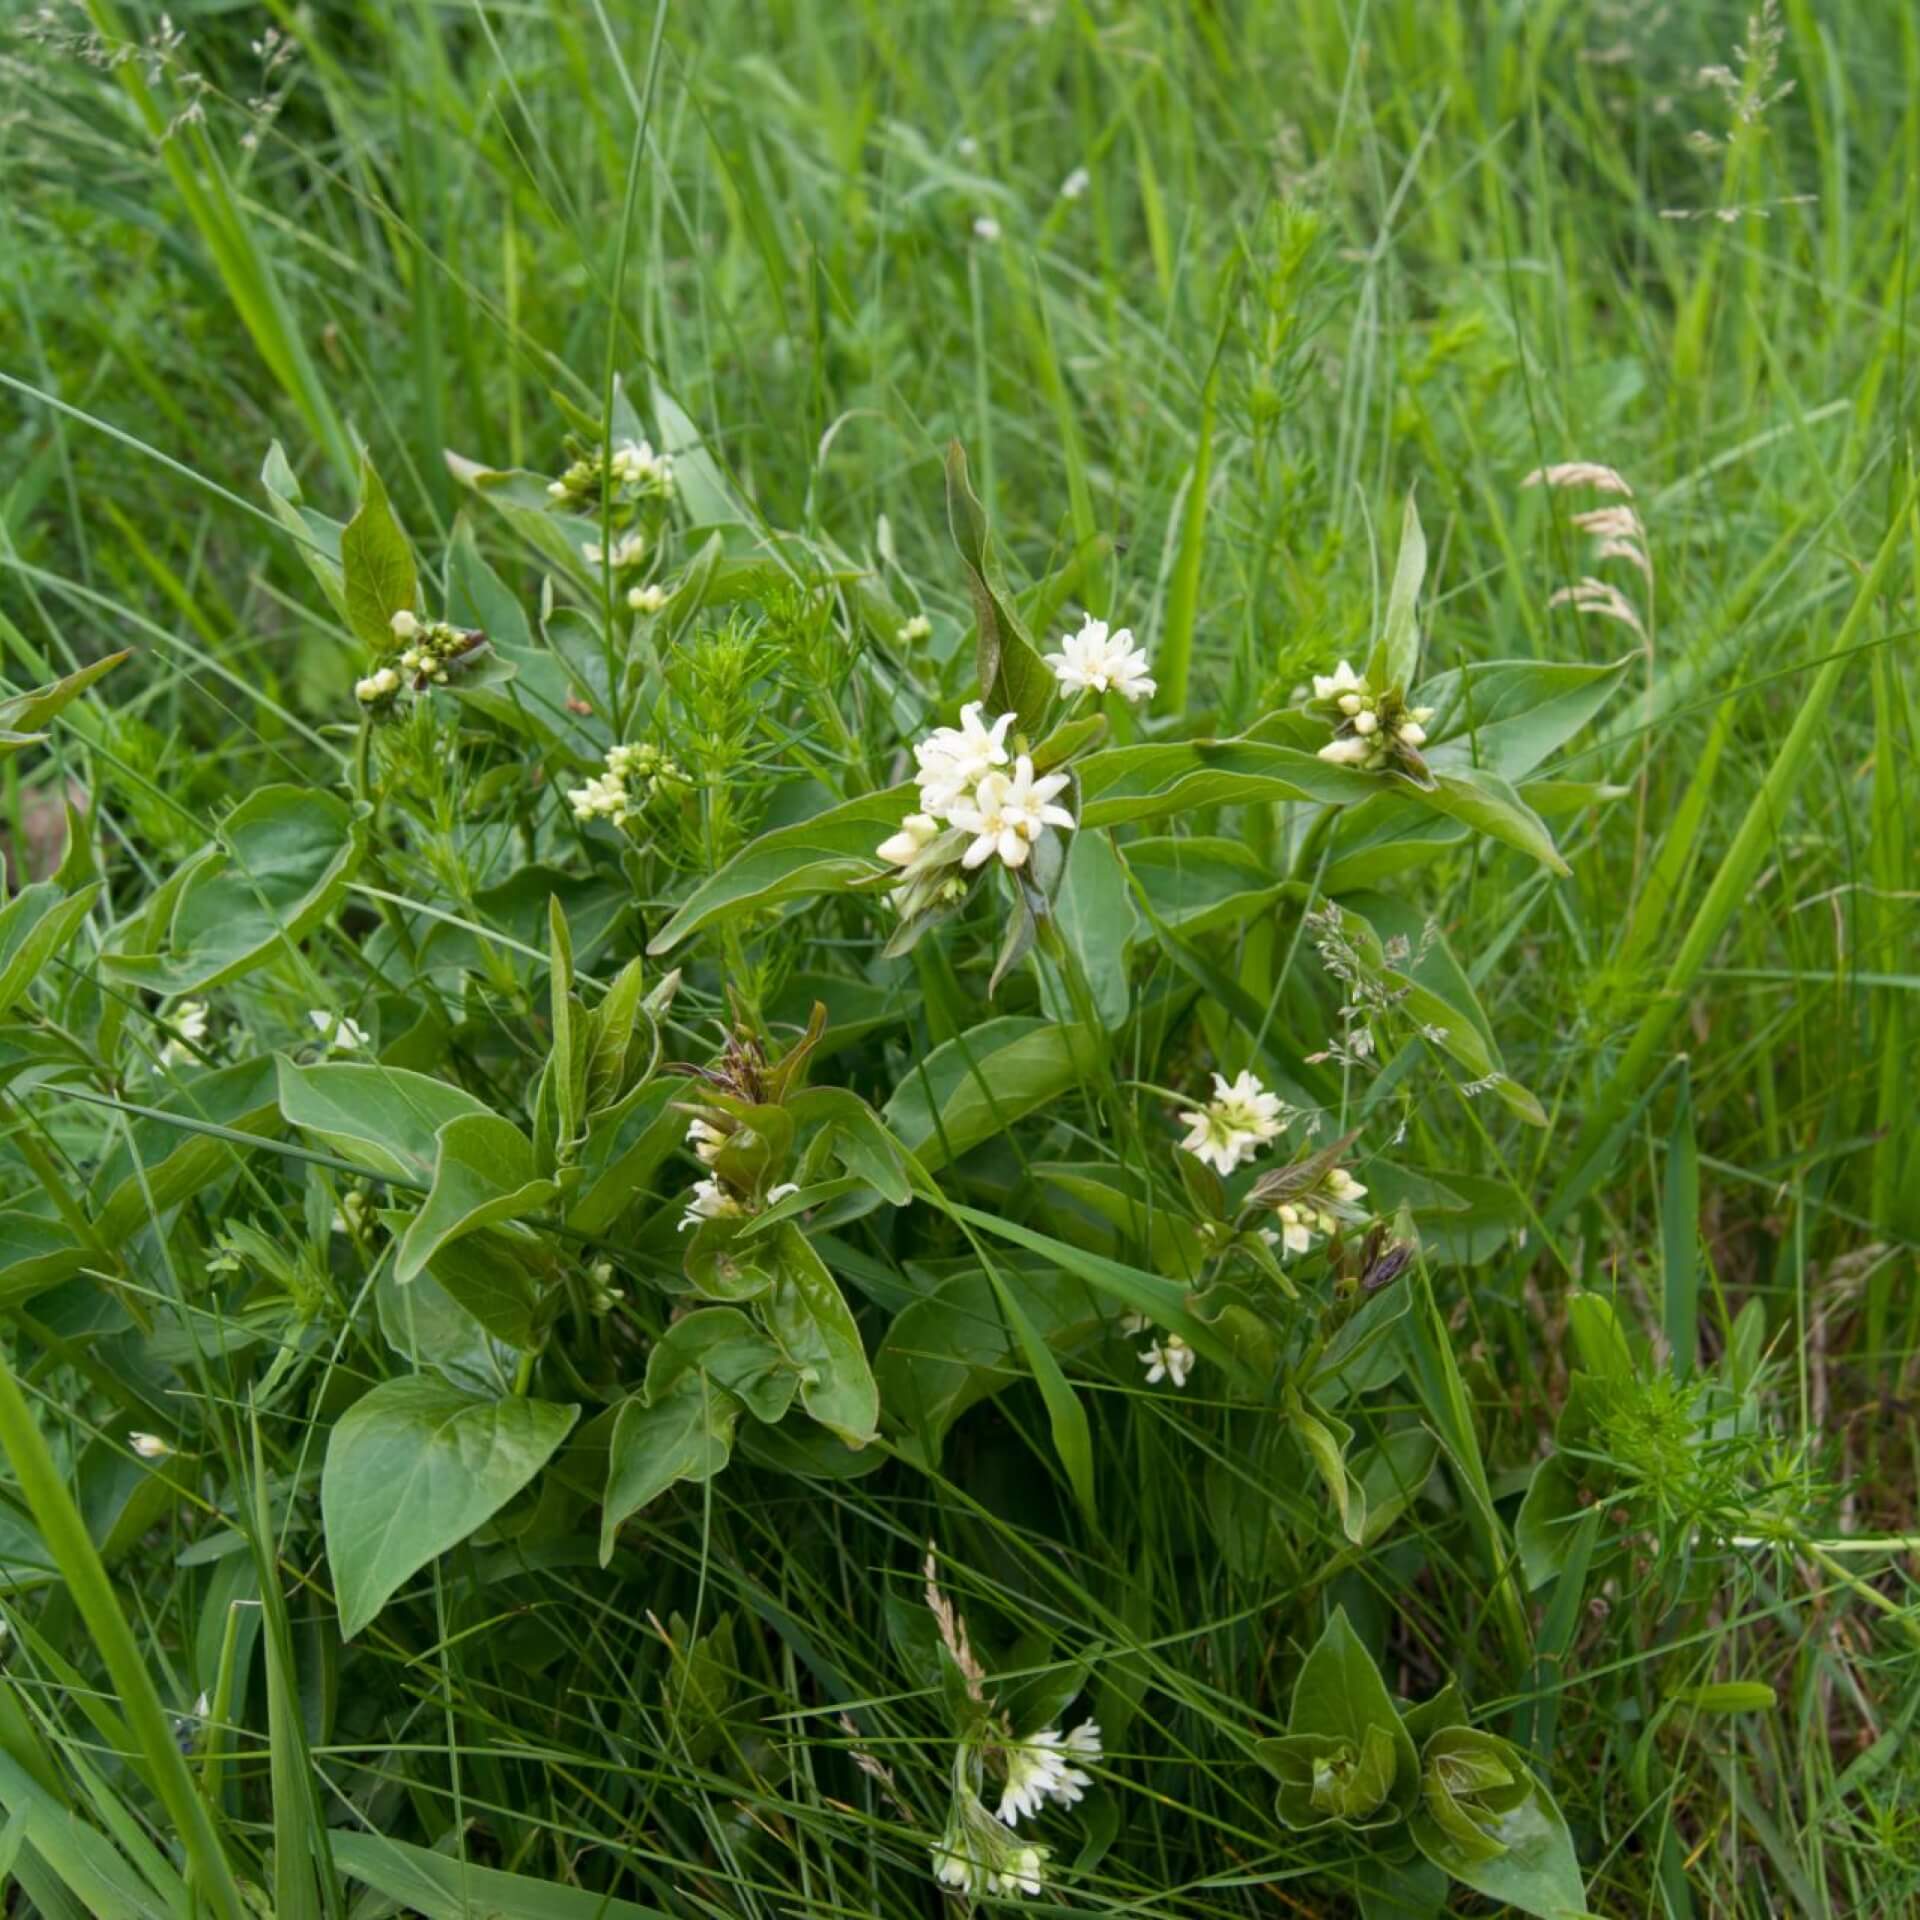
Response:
[1410,1730,1587,1919]
[945,440,1054,735]
[104,788,363,995]
[599,1381,742,1563]
[394,1113,559,1283]
[1403,769,1568,875]
[322,1378,576,1638]
[766,1224,878,1447]
[1367,490,1427,692]
[341,453,419,651]
[0,651,128,755]
[276,1058,490,1184]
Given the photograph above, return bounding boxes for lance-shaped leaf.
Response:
[1256,1607,1420,1832]
[945,440,1054,736]
[1366,490,1427,693]
[764,1224,878,1447]
[0,652,128,757]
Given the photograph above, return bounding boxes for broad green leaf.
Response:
[1121,836,1284,934]
[0,1214,88,1307]
[945,440,1054,735]
[1366,489,1426,692]
[1403,768,1568,875]
[0,883,99,1018]
[0,653,128,758]
[876,1266,1104,1463]
[644,1307,798,1424]
[1353,1426,1440,1546]
[276,1058,490,1184]
[600,1379,742,1562]
[261,443,350,623]
[1410,1731,1587,1920]
[1258,1607,1421,1830]
[1514,1455,1584,1591]
[647,783,912,954]
[1418,655,1635,780]
[394,1113,559,1283]
[104,789,363,995]
[330,1831,668,1920]
[766,1225,878,1446]
[1038,829,1135,1029]
[90,1057,281,1244]
[445,451,597,581]
[881,1017,1099,1169]
[1078,738,1371,827]
[1289,1395,1366,1545]
[340,452,419,651]
[322,1377,576,1637]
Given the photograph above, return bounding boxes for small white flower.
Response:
[1272,1203,1313,1258]
[898,612,932,644]
[950,756,1075,871]
[1312,659,1367,701]
[130,1432,172,1460]
[972,214,1002,242]
[308,1010,368,1052]
[354,668,400,705]
[389,609,421,642]
[765,1182,801,1207]
[678,1177,743,1231]
[547,479,570,500]
[686,1117,727,1165]
[1177,1069,1286,1175]
[1140,1334,1195,1388]
[1043,615,1156,703]
[1397,721,1426,746]
[583,532,647,569]
[1352,709,1378,736]
[1317,735,1374,767]
[932,1845,979,1892]
[989,1846,1046,1897]
[174,1002,210,1045]
[877,813,942,866]
[1059,165,1090,201]
[914,702,1016,812]
[627,582,668,614]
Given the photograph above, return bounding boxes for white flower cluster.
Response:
[1044,614,1155,703]
[1178,1069,1288,1175]
[567,741,685,826]
[1122,1314,1196,1388]
[547,436,675,508]
[627,581,669,615]
[998,1721,1101,1825]
[875,703,1075,920]
[357,609,487,708]
[897,612,932,645]
[678,1175,798,1231]
[1266,1166,1368,1257]
[1312,660,1433,770]
[159,999,210,1068]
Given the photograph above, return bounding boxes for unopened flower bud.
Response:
[390,609,421,641]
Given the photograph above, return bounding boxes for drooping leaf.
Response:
[1418,655,1635,781]
[0,652,128,758]
[945,440,1054,736]
[276,1058,491,1184]
[322,1377,576,1637]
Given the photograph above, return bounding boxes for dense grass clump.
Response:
[1,2,1917,1915]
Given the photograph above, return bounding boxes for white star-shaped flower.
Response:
[1044,616,1156,703]
[1177,1069,1287,1175]
[950,755,1075,871]
[1140,1334,1196,1387]
[914,702,1015,813]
